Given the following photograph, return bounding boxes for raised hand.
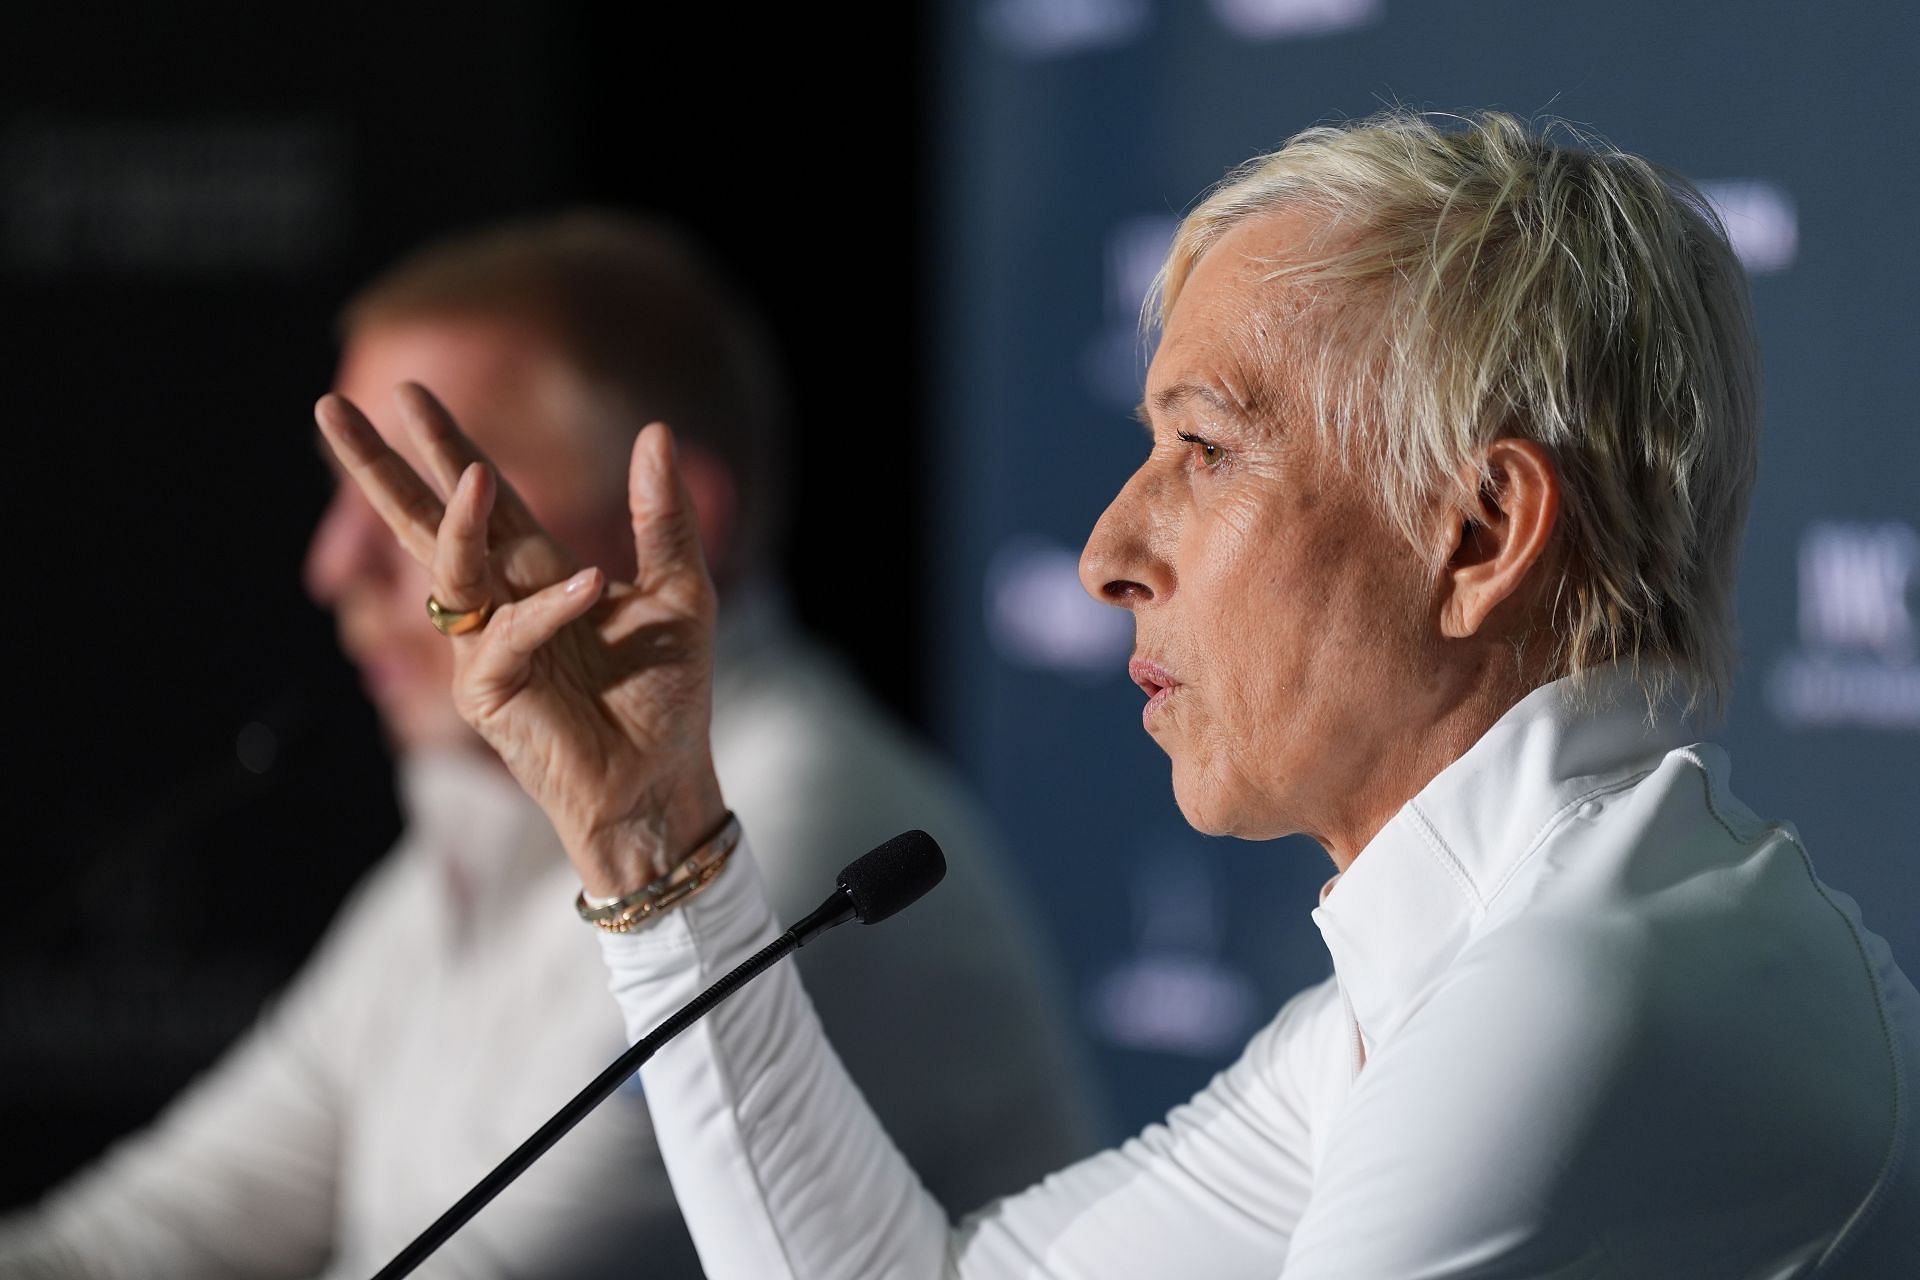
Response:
[315,382,728,897]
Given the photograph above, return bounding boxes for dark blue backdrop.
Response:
[927,0,1920,1138]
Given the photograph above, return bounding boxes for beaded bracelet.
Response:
[574,811,742,934]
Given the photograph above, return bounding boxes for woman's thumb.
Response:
[628,422,707,592]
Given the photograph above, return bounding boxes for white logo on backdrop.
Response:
[983,0,1383,54]
[1209,0,1382,40]
[986,536,1133,673]
[5,117,348,274]
[1090,849,1260,1056]
[1767,521,1920,729]
[1081,215,1176,409]
[1696,180,1798,275]
[983,0,1149,58]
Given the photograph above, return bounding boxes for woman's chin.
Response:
[1169,768,1232,837]
[1171,767,1298,842]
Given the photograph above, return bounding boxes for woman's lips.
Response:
[1129,658,1182,728]
[1142,684,1179,727]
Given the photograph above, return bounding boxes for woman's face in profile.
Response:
[1079,210,1439,850]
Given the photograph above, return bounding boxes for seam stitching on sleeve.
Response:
[1672,748,1906,1274]
[1729,829,1905,1273]
[681,906,807,1279]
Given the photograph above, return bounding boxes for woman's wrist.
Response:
[571,763,730,899]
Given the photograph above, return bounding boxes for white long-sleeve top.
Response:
[602,670,1920,1278]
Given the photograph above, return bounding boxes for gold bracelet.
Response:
[574,811,742,934]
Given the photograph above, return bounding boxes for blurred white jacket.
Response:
[602,666,1919,1278]
[0,591,1095,1279]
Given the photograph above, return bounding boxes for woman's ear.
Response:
[1438,438,1560,640]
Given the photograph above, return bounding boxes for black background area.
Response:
[2,1,929,1206]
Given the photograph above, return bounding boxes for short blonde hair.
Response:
[1153,110,1760,713]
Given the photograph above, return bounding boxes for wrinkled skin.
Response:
[1078,208,1559,868]
[314,381,726,898]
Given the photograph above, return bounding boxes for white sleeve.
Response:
[1283,900,1913,1277]
[1282,919,1645,1277]
[600,836,1320,1280]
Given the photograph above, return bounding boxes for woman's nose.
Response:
[1079,463,1172,609]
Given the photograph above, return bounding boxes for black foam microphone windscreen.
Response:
[836,830,946,925]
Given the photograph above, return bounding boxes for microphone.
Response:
[791,827,950,943]
[370,830,946,1280]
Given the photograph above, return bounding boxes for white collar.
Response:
[1310,666,1697,1052]
[398,749,556,909]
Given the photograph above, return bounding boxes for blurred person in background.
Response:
[315,113,1917,1276]
[0,213,1095,1279]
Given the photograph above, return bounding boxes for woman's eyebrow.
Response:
[1140,382,1248,426]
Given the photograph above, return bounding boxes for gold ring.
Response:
[426,595,492,636]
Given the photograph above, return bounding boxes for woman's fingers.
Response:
[628,422,709,599]
[314,393,444,565]
[395,383,542,538]
[432,463,496,615]
[461,567,606,696]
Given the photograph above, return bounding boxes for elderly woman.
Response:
[318,112,1919,1277]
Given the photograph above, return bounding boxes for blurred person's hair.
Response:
[342,211,789,578]
[1151,108,1760,716]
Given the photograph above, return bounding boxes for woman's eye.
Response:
[1177,431,1224,468]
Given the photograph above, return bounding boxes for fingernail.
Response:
[564,568,598,594]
